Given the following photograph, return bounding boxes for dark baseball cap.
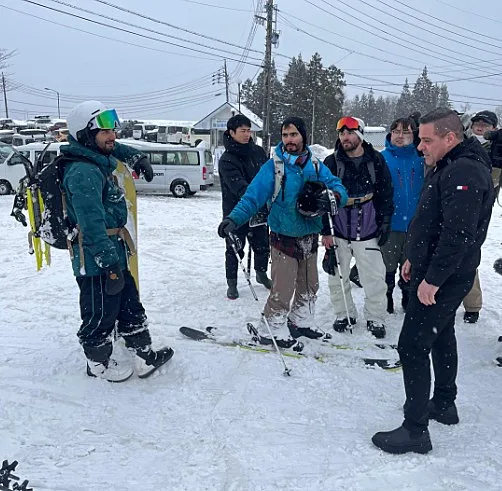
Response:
[471,110,498,128]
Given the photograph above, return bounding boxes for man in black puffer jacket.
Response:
[218,114,271,299]
[372,108,494,455]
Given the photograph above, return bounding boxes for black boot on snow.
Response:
[367,320,386,339]
[333,317,357,333]
[287,319,332,341]
[386,292,394,314]
[463,311,479,324]
[428,400,459,425]
[133,346,174,379]
[372,425,432,455]
[247,322,304,352]
[255,271,272,289]
[226,279,239,300]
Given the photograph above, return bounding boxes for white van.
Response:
[118,139,214,197]
[133,123,157,140]
[0,141,64,194]
[12,129,49,147]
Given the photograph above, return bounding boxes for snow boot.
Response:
[349,265,362,288]
[386,292,394,314]
[226,279,239,300]
[133,346,174,378]
[248,321,304,352]
[463,311,479,324]
[367,320,386,339]
[255,271,272,289]
[86,358,133,383]
[287,319,332,341]
[428,400,459,425]
[372,425,432,455]
[333,317,357,333]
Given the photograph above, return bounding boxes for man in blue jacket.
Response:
[380,117,425,314]
[218,117,348,349]
[64,101,174,382]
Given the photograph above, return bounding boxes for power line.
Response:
[177,0,253,12]
[434,0,502,26]
[0,3,223,62]
[355,0,502,52]
[20,0,264,66]
[88,0,264,55]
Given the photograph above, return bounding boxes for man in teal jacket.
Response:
[218,117,348,349]
[63,100,173,382]
[380,116,424,314]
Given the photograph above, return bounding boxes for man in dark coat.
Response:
[372,108,494,454]
[218,114,271,299]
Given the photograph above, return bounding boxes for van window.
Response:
[165,151,199,166]
[34,150,58,165]
[148,152,164,165]
[205,150,213,165]
[7,153,29,166]
[133,124,143,131]
[167,126,183,135]
[158,126,166,133]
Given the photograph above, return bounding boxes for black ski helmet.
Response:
[297,181,331,218]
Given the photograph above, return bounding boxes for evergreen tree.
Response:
[437,84,450,108]
[412,67,435,114]
[395,78,414,118]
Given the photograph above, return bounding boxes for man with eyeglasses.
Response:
[63,100,174,382]
[380,117,425,314]
[321,116,394,339]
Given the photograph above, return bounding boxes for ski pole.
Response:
[326,199,354,334]
[227,231,292,376]
[227,232,258,301]
[261,313,292,377]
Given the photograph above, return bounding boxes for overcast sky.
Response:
[1,0,502,122]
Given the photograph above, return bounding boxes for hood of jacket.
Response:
[223,130,257,158]
[439,136,492,171]
[61,135,117,174]
[384,133,418,158]
[274,142,311,167]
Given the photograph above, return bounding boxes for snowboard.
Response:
[114,160,139,292]
[179,326,402,370]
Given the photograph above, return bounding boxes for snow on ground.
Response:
[1,189,501,491]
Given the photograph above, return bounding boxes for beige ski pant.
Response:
[327,237,387,322]
[263,246,319,329]
[463,269,482,313]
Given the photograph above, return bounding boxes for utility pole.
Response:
[223,59,230,103]
[262,0,274,155]
[238,82,242,112]
[44,87,60,119]
[1,72,9,118]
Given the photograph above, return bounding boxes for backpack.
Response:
[271,152,321,204]
[336,156,376,185]
[32,155,96,249]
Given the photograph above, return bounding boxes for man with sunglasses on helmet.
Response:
[321,116,394,339]
[62,100,174,382]
[218,117,348,350]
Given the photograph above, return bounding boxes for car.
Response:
[118,139,214,197]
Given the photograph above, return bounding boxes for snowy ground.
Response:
[1,189,501,491]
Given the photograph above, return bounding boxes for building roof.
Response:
[192,102,263,131]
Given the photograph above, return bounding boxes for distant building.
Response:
[192,102,262,152]
[364,126,387,151]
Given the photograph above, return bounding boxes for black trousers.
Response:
[76,270,152,362]
[225,223,270,280]
[398,269,475,431]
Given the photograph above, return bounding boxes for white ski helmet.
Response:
[66,100,120,141]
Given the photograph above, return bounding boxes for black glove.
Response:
[494,258,502,276]
[322,247,337,276]
[377,219,391,247]
[485,130,502,169]
[105,264,125,295]
[11,209,27,227]
[217,218,237,238]
[133,156,154,182]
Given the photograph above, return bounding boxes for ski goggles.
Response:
[89,108,120,131]
[336,116,361,132]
